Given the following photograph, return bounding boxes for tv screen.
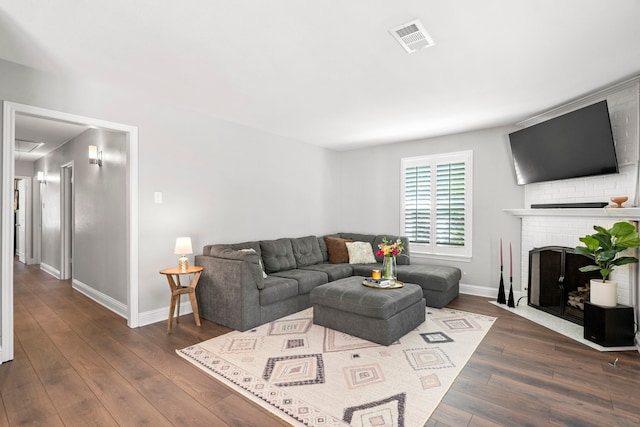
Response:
[509,100,618,185]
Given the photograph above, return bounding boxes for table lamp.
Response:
[174,237,193,272]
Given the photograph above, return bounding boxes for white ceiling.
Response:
[1,0,640,151]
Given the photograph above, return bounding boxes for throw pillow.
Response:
[345,241,377,264]
[324,236,353,264]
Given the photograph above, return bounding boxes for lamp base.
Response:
[178,256,189,272]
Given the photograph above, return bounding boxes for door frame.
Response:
[2,101,139,363]
[60,162,73,281]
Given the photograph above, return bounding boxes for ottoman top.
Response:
[309,276,423,320]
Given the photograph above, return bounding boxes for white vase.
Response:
[589,279,618,307]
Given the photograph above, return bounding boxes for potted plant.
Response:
[575,221,640,307]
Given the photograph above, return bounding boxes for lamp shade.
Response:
[88,145,98,162]
[174,237,193,255]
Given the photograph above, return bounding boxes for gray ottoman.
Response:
[309,276,426,345]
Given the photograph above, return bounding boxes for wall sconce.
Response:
[89,145,102,167]
[174,237,193,272]
[36,171,46,183]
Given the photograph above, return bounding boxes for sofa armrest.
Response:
[195,254,263,331]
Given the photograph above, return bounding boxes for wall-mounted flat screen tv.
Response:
[509,100,618,185]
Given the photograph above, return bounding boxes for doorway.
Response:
[14,178,26,263]
[13,176,35,266]
[2,101,139,363]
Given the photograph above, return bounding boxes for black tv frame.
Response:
[509,100,618,185]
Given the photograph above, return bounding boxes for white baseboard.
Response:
[460,282,523,301]
[72,279,128,319]
[40,263,60,279]
[138,301,194,327]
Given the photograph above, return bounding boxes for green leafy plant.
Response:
[575,221,640,282]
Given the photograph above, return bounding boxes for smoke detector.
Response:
[389,19,435,53]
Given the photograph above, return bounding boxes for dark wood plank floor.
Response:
[2,261,639,426]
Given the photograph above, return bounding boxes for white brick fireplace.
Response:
[506,77,640,348]
[513,211,636,306]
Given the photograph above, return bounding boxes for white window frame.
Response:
[401,150,473,261]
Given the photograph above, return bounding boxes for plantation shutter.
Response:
[404,165,431,243]
[401,150,472,258]
[436,161,466,246]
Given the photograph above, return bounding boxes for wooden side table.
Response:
[159,266,203,334]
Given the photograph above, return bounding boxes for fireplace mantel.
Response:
[505,208,640,220]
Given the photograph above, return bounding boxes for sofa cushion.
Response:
[310,276,424,320]
[260,276,299,306]
[301,263,353,281]
[270,269,328,295]
[291,236,323,267]
[350,263,383,278]
[318,236,329,262]
[345,241,377,264]
[206,247,266,288]
[396,265,461,292]
[373,235,410,265]
[260,238,297,273]
[238,249,267,278]
[324,236,353,264]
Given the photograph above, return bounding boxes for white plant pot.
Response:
[589,279,618,307]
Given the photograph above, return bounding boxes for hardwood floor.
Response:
[2,261,639,426]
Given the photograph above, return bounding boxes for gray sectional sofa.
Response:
[195,232,461,331]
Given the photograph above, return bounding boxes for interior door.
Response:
[15,179,26,263]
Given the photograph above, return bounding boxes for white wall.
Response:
[72,129,127,304]
[38,148,63,274]
[14,160,33,177]
[337,126,524,292]
[0,58,341,319]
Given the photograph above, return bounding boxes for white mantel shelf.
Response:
[505,208,640,220]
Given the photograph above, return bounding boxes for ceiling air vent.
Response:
[389,19,435,53]
[15,139,44,153]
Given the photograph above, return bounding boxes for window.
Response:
[401,151,472,259]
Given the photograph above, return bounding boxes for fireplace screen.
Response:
[528,246,600,325]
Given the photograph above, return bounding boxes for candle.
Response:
[510,242,513,277]
[500,238,503,267]
[372,270,381,280]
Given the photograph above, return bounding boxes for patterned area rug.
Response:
[177,307,495,427]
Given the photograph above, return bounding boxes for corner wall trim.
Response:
[460,282,523,301]
[72,279,128,319]
[40,263,61,280]
[137,303,194,328]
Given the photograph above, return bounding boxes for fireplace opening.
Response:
[528,246,601,325]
